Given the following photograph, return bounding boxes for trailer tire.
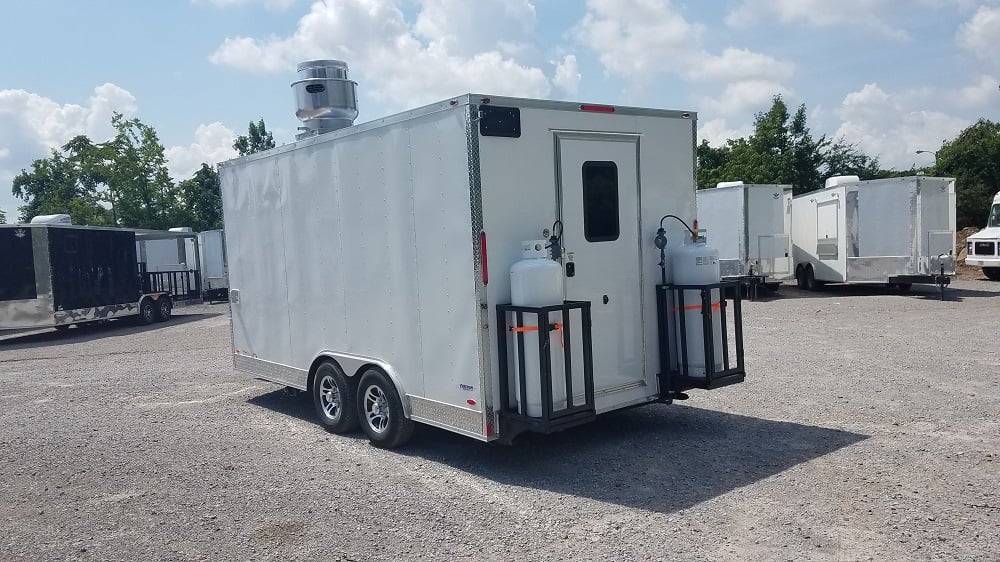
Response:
[803,265,817,291]
[356,368,414,448]
[796,265,807,289]
[984,267,1000,281]
[138,298,157,325]
[312,362,359,434]
[155,297,172,322]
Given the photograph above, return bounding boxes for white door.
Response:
[557,135,645,392]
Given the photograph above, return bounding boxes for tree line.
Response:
[698,95,999,228]
[7,116,274,231]
[6,100,998,229]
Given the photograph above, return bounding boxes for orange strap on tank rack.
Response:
[672,302,722,312]
[509,323,564,333]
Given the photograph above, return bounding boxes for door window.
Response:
[582,161,619,242]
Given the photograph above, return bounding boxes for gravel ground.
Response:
[1,281,998,561]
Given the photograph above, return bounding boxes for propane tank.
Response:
[509,240,566,417]
[511,240,564,306]
[669,235,724,377]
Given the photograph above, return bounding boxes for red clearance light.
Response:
[480,231,489,285]
[466,399,477,406]
[580,104,615,113]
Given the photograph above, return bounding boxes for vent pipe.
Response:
[292,60,359,140]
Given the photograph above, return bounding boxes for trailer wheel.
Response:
[312,362,359,434]
[803,265,817,291]
[138,298,156,325]
[984,267,1000,281]
[795,265,807,289]
[155,297,172,322]
[356,368,414,448]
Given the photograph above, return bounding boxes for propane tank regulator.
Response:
[654,214,698,285]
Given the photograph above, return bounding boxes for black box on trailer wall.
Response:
[47,227,140,310]
[0,228,38,302]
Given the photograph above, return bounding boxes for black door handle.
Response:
[603,295,609,304]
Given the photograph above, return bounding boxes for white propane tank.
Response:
[509,240,566,417]
[670,236,724,377]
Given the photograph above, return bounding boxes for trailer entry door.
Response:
[557,134,645,393]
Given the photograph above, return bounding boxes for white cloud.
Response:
[413,0,536,55]
[687,48,793,83]
[701,80,792,118]
[165,122,238,180]
[698,118,751,147]
[0,84,139,222]
[833,83,968,170]
[955,74,999,107]
[726,0,910,40]
[0,84,137,154]
[552,54,581,96]
[957,6,1000,64]
[575,0,705,80]
[575,0,794,115]
[209,0,552,109]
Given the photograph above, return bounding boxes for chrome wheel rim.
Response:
[363,384,389,433]
[318,374,341,421]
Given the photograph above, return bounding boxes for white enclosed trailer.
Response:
[964,190,1000,280]
[197,229,228,300]
[221,63,745,447]
[791,175,956,297]
[696,182,793,291]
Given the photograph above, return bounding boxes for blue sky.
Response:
[2,0,998,222]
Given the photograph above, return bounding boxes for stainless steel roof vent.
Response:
[292,60,359,140]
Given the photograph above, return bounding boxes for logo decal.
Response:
[459,384,474,392]
[14,229,27,238]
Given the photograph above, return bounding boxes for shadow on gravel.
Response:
[249,390,867,514]
[782,283,998,301]
[0,313,218,350]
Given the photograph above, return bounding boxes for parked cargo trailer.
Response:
[220,60,747,448]
[0,224,180,330]
[964,190,1000,280]
[696,181,793,293]
[791,175,955,297]
[197,229,228,300]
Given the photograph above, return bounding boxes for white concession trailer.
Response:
[197,229,228,300]
[791,175,956,297]
[220,61,746,447]
[696,182,793,292]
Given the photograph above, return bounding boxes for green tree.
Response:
[177,163,223,231]
[0,207,6,223]
[233,119,275,157]
[823,140,883,179]
[935,119,1000,227]
[697,96,828,195]
[11,114,184,229]
[12,147,113,225]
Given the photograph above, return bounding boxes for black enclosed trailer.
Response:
[0,224,198,330]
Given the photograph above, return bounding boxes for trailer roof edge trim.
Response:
[220,93,697,167]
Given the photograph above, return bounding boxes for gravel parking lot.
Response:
[1,280,998,561]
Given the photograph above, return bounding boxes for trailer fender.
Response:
[308,352,411,418]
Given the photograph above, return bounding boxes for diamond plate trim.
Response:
[467,102,494,439]
[408,395,485,439]
[233,354,308,390]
